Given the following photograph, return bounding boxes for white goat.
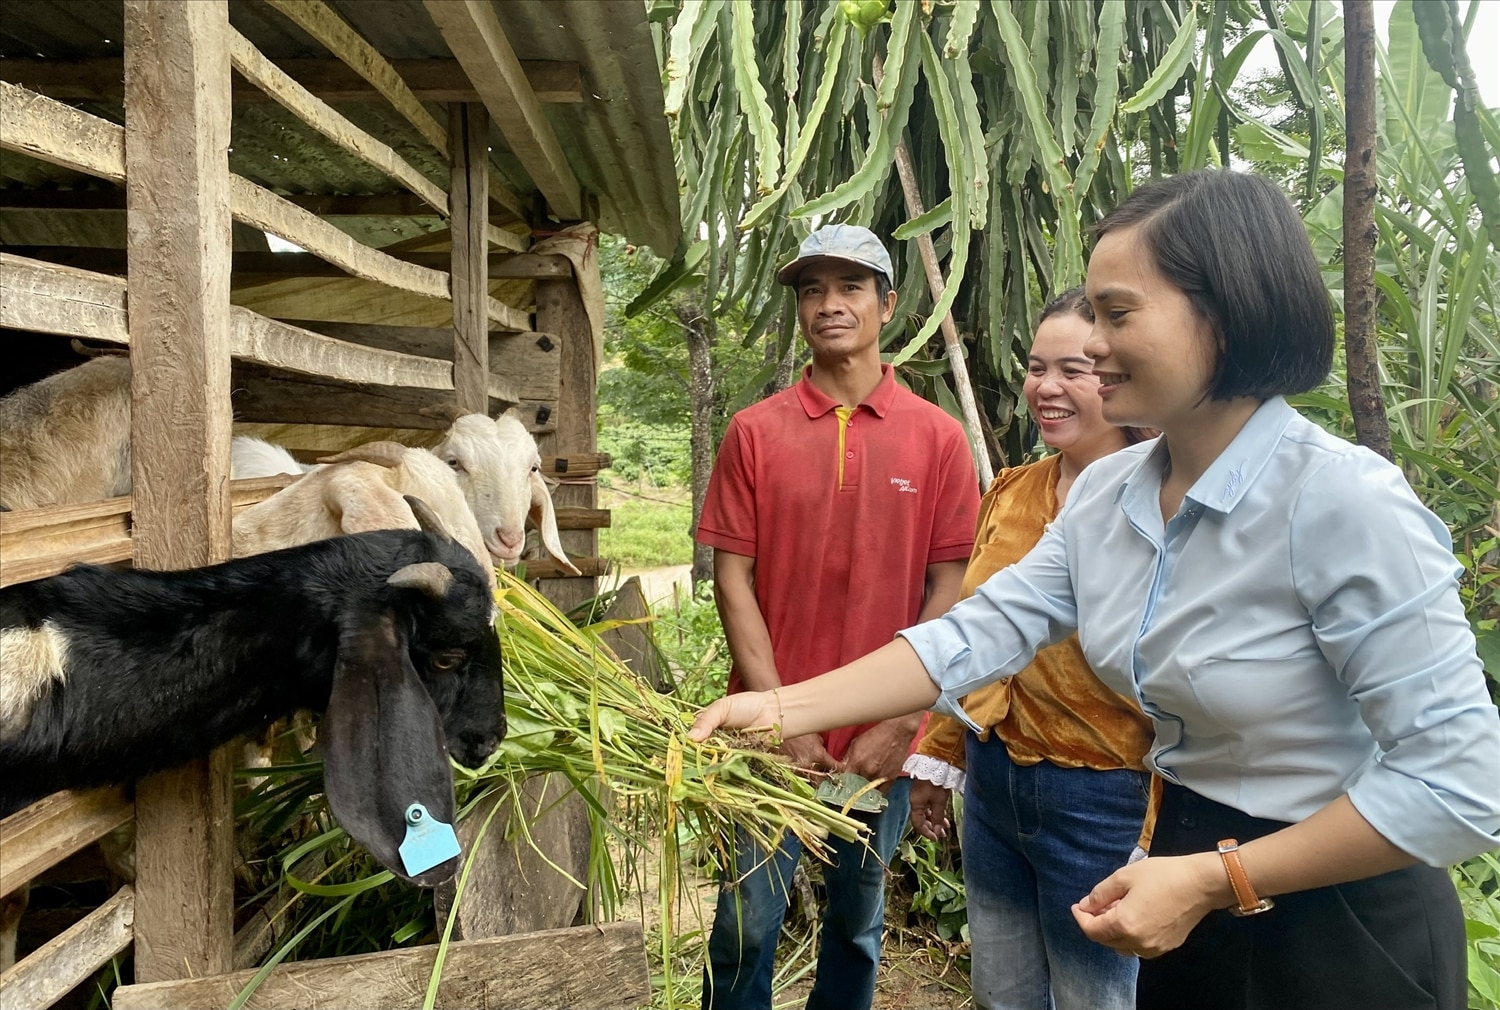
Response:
[0,356,131,510]
[232,441,494,586]
[234,408,578,575]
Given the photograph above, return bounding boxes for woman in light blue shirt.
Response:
[691,170,1500,1010]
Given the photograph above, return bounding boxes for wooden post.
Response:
[450,102,490,414]
[123,0,236,982]
[536,272,597,612]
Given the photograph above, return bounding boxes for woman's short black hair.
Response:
[1036,285,1156,445]
[1094,170,1334,400]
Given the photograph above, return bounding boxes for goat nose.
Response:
[497,529,524,550]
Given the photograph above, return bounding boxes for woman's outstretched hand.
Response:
[687,691,781,742]
[1071,853,1227,958]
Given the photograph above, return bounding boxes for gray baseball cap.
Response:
[776,224,895,287]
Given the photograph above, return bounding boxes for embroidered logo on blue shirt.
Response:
[1221,467,1244,503]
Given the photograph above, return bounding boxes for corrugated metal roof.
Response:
[0,0,681,254]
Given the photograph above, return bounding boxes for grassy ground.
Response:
[598,484,696,568]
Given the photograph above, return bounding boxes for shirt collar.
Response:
[1113,397,1296,515]
[794,363,898,418]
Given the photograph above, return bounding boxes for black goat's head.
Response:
[321,526,504,887]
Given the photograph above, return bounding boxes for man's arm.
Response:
[712,549,838,773]
[842,559,969,784]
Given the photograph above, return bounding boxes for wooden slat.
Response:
[0,886,135,1010]
[522,556,610,580]
[232,309,453,388]
[230,175,450,302]
[3,247,568,280]
[542,452,612,478]
[486,221,527,253]
[227,28,447,215]
[0,252,128,342]
[451,103,489,413]
[487,293,530,332]
[426,0,582,220]
[536,275,599,609]
[124,7,236,976]
[554,507,611,531]
[0,788,132,898]
[263,0,450,155]
[0,80,125,181]
[0,477,299,589]
[111,921,649,1010]
[0,57,583,104]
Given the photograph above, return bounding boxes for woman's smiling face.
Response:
[1083,226,1219,434]
[1024,312,1123,460]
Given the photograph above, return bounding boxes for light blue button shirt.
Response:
[900,397,1500,867]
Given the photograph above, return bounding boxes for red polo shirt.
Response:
[697,365,979,760]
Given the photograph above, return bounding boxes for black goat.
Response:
[0,526,504,886]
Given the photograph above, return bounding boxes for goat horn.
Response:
[387,562,452,600]
[317,441,408,468]
[403,495,455,542]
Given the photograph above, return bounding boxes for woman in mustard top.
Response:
[903,288,1155,1010]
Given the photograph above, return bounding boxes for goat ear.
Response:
[529,471,581,575]
[323,611,460,887]
[402,495,455,542]
[317,441,408,469]
[322,469,419,535]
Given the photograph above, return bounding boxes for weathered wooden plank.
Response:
[0,477,298,589]
[123,0,236,981]
[522,556,611,580]
[3,246,566,280]
[451,103,490,414]
[0,253,128,343]
[536,276,599,610]
[0,789,132,898]
[265,320,561,402]
[232,309,453,388]
[111,921,650,1010]
[486,294,529,333]
[230,366,557,435]
[0,887,135,1009]
[426,0,582,220]
[0,57,583,104]
[554,507,611,531]
[542,452,612,478]
[487,222,527,253]
[597,576,670,691]
[0,80,125,182]
[263,0,449,154]
[230,175,451,303]
[227,28,448,215]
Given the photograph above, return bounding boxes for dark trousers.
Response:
[1138,783,1467,1010]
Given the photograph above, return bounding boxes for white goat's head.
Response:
[431,410,579,575]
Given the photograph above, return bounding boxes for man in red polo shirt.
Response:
[696,224,979,1010]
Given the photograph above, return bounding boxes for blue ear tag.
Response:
[398,802,461,877]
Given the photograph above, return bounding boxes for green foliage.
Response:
[598,488,696,568]
[651,585,733,709]
[895,820,970,946]
[1452,853,1500,1010]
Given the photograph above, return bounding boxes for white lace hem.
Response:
[901,754,966,792]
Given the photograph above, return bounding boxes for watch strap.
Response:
[1217,838,1274,916]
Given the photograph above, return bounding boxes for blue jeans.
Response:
[702,778,911,1010]
[963,733,1148,1010]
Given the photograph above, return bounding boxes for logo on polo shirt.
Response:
[889,477,918,494]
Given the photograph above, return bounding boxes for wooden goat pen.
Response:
[0,0,671,1005]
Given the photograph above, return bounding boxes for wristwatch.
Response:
[1217,838,1275,916]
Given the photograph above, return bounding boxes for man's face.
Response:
[795,260,896,364]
